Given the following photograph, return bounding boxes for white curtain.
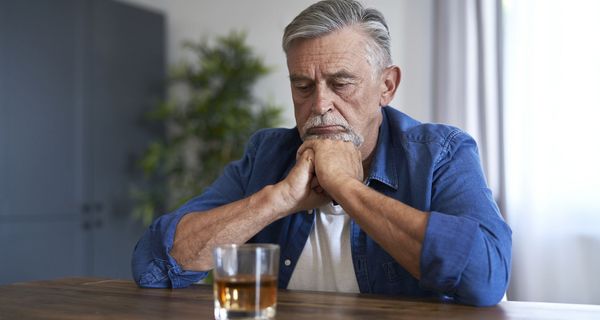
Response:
[432,0,504,209]
[503,0,600,304]
[433,0,600,304]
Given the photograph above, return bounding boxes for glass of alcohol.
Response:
[213,243,280,320]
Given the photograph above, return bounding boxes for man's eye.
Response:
[294,83,312,92]
[332,82,350,90]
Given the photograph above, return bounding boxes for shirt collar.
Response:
[365,107,399,190]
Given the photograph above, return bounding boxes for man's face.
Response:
[286,27,386,159]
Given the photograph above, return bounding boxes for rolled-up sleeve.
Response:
[419,132,512,306]
[131,207,208,288]
[131,134,260,288]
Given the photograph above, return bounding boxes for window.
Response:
[504,0,600,303]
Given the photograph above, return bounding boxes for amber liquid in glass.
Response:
[215,274,278,312]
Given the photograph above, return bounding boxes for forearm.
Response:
[331,178,429,279]
[170,184,290,271]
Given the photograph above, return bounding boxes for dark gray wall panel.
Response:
[0,0,164,283]
[0,219,86,284]
[87,0,164,278]
[1,0,83,218]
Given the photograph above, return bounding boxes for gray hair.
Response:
[282,0,392,72]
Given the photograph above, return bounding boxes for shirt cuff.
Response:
[419,211,479,293]
[149,209,208,288]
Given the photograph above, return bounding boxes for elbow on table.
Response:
[131,249,208,289]
[130,229,207,288]
[455,265,510,307]
[131,256,172,288]
[456,282,507,307]
[131,231,171,288]
[133,273,168,289]
[132,261,208,289]
[457,227,512,306]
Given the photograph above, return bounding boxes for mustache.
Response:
[302,113,350,133]
[300,113,364,147]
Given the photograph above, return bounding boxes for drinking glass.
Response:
[213,244,280,320]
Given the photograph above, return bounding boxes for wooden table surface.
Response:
[1,277,600,319]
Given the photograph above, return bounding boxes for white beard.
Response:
[301,113,364,147]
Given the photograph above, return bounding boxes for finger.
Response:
[297,140,317,159]
[296,148,315,175]
[299,147,314,163]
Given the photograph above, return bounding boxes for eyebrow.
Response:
[289,70,358,82]
[289,74,311,82]
[329,71,358,80]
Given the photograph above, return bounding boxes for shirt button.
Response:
[284,259,291,266]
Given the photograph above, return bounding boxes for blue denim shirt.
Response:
[131,106,512,306]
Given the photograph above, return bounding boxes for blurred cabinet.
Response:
[0,0,164,283]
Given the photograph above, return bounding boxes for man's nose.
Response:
[311,84,334,115]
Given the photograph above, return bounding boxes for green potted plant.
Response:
[132,31,283,226]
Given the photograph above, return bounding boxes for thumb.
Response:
[297,148,315,174]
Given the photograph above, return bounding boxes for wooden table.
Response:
[1,278,600,319]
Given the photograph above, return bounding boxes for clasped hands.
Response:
[279,139,364,213]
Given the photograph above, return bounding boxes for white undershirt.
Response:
[287,202,360,293]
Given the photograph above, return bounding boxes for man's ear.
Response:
[379,65,401,106]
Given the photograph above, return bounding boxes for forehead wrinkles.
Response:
[292,53,358,78]
[287,31,370,78]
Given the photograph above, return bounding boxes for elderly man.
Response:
[131,0,511,306]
